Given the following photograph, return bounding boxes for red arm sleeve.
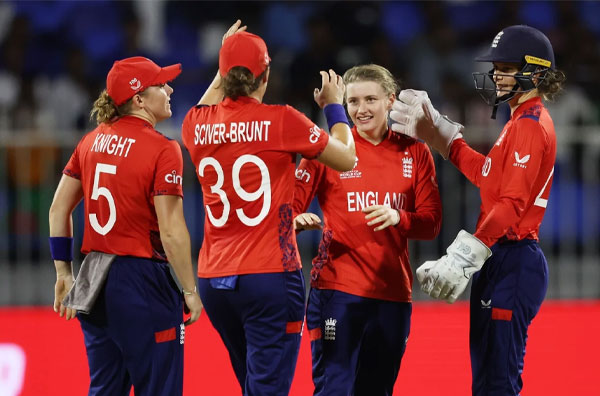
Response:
[474,119,548,246]
[449,138,486,188]
[292,158,326,216]
[63,139,83,179]
[397,144,442,240]
[152,140,184,198]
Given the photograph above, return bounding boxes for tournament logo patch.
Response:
[339,157,361,179]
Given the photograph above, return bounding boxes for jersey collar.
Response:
[117,115,155,129]
[222,96,260,107]
[512,96,542,120]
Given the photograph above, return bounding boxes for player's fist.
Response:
[294,212,323,231]
[362,205,400,231]
[184,291,203,326]
[314,69,345,109]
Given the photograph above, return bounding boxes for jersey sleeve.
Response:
[151,139,184,197]
[280,106,329,159]
[293,158,326,216]
[63,140,82,179]
[397,143,442,240]
[181,106,199,154]
[449,138,486,188]
[474,119,549,246]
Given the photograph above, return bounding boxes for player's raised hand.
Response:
[53,269,76,320]
[362,205,400,231]
[184,291,203,326]
[390,89,463,159]
[294,212,323,231]
[314,69,345,109]
[222,19,247,45]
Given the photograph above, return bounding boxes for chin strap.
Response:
[491,100,499,119]
[490,82,520,119]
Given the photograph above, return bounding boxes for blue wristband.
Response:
[323,103,349,130]
[49,237,74,261]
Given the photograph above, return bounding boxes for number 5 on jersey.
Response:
[89,163,117,235]
[198,155,271,227]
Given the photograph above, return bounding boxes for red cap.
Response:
[106,56,182,105]
[219,32,271,78]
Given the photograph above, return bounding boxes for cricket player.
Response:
[293,64,442,396]
[390,25,566,395]
[181,24,356,395]
[49,56,202,396]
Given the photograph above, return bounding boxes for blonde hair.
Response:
[342,64,400,102]
[89,89,135,125]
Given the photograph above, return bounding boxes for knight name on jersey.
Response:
[90,133,136,157]
[347,191,406,212]
[193,120,271,145]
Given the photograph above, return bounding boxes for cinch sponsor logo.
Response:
[165,170,182,185]
[347,191,406,212]
[295,168,311,183]
[309,125,321,144]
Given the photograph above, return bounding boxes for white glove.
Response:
[417,230,491,303]
[390,89,464,159]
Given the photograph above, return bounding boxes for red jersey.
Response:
[63,115,184,260]
[182,96,329,277]
[293,127,442,302]
[449,97,556,247]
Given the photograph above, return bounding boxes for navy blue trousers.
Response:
[470,239,548,396]
[198,270,305,396]
[78,257,184,396]
[306,289,412,396]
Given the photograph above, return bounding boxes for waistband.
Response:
[496,236,538,247]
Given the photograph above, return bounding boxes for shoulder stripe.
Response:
[518,114,540,122]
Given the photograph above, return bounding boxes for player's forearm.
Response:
[449,138,485,187]
[160,228,197,292]
[197,72,224,106]
[398,210,442,240]
[318,126,356,171]
[474,199,523,247]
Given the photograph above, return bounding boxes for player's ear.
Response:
[132,93,144,108]
[387,93,395,110]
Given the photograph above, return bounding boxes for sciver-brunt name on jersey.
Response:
[193,120,272,145]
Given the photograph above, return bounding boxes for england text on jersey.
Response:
[90,133,136,157]
[347,191,406,212]
[193,120,271,145]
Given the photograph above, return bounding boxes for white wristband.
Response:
[183,286,197,295]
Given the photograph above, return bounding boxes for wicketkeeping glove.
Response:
[417,230,491,303]
[390,89,464,159]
